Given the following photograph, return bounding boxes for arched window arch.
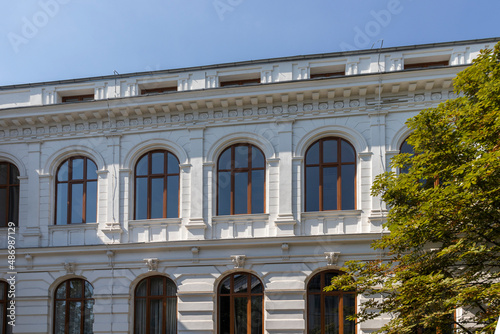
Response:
[217,144,265,215]
[0,162,19,227]
[55,157,98,225]
[218,272,264,334]
[307,271,356,334]
[134,275,177,334]
[134,150,180,220]
[305,137,356,211]
[54,278,94,334]
[1,280,12,334]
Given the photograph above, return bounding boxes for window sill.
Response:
[301,210,362,219]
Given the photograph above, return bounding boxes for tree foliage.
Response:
[327,42,500,333]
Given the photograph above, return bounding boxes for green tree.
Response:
[327,42,500,334]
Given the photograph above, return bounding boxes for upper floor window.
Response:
[217,144,265,215]
[218,272,264,334]
[1,281,13,334]
[141,86,177,95]
[55,157,98,225]
[61,94,94,103]
[134,151,179,220]
[54,278,94,334]
[305,138,356,211]
[134,276,177,334]
[0,162,19,227]
[307,271,356,334]
[400,137,415,174]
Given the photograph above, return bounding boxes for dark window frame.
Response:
[218,272,264,334]
[219,78,261,87]
[61,94,94,103]
[0,162,19,227]
[53,278,94,334]
[304,137,356,211]
[134,275,177,334]
[134,150,180,220]
[307,270,356,334]
[55,156,98,225]
[403,60,449,70]
[217,143,266,215]
[310,71,346,79]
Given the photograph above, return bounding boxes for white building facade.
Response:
[0,38,498,334]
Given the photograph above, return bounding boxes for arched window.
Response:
[134,150,180,220]
[218,272,263,334]
[307,271,355,334]
[400,136,416,175]
[1,281,13,334]
[55,157,98,225]
[217,144,265,215]
[305,138,356,211]
[134,276,177,334]
[0,162,19,227]
[54,278,94,334]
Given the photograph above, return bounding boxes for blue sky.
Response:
[1,0,499,86]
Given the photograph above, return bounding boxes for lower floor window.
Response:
[54,279,94,334]
[307,271,356,334]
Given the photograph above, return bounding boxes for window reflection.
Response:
[0,162,20,227]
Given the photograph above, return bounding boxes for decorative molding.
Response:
[144,258,159,271]
[230,255,246,269]
[63,262,75,274]
[281,243,289,260]
[324,252,340,266]
[25,254,33,270]
[191,247,200,263]
[106,250,115,267]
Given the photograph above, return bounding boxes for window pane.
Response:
[8,186,19,224]
[0,189,6,226]
[135,178,148,219]
[10,164,19,184]
[150,276,164,296]
[218,171,231,215]
[86,181,97,223]
[219,296,231,334]
[308,294,321,333]
[166,175,179,218]
[136,280,147,297]
[401,139,414,155]
[58,161,68,181]
[72,158,84,180]
[219,277,231,294]
[306,166,320,211]
[250,276,263,293]
[234,274,248,294]
[166,297,177,334]
[134,299,146,334]
[167,153,179,174]
[323,167,338,210]
[0,281,4,299]
[252,147,265,168]
[152,152,164,175]
[344,294,356,334]
[54,301,66,334]
[324,295,340,334]
[71,183,84,224]
[136,155,149,176]
[306,142,319,165]
[69,301,82,333]
[251,295,263,334]
[70,279,83,298]
[86,159,97,180]
[219,148,232,170]
[84,299,94,334]
[323,139,338,163]
[56,283,66,299]
[234,172,248,214]
[325,272,339,289]
[251,170,264,214]
[56,183,68,225]
[341,165,356,210]
[308,274,321,292]
[166,279,176,296]
[0,163,7,184]
[234,297,248,334]
[84,281,93,298]
[151,178,164,219]
[234,146,249,168]
[150,299,163,334]
[341,140,355,163]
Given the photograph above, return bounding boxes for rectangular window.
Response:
[404,60,449,70]
[219,78,261,87]
[62,94,94,103]
[141,86,177,94]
